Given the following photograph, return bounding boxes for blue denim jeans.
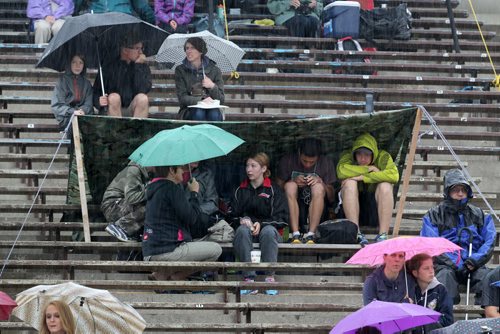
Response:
[185,108,223,121]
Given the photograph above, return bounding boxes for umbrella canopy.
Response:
[330,300,441,334]
[0,291,17,320]
[492,280,500,287]
[429,318,500,334]
[12,282,146,333]
[156,30,245,73]
[37,12,168,72]
[129,124,244,167]
[346,236,462,266]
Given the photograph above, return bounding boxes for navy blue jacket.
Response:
[363,265,416,305]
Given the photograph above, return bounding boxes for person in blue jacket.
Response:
[421,168,496,305]
[408,253,454,333]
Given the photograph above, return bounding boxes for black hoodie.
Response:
[142,178,201,257]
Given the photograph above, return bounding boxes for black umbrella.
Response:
[36,12,168,95]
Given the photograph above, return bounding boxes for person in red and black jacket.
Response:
[231,152,289,295]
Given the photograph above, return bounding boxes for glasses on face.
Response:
[450,186,467,194]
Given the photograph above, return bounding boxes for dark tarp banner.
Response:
[67,107,418,209]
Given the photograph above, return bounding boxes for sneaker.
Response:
[290,234,302,244]
[357,232,369,246]
[240,277,258,295]
[264,276,278,296]
[374,232,388,243]
[303,234,315,244]
[105,224,132,242]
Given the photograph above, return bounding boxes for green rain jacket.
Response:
[336,133,399,191]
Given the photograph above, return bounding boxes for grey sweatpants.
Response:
[233,224,282,278]
[147,241,222,262]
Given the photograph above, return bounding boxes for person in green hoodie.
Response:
[336,133,399,245]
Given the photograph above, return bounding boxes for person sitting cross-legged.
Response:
[336,133,399,246]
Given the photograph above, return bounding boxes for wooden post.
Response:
[72,116,91,243]
[393,107,423,236]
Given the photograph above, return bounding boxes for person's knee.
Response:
[206,109,222,121]
[376,182,393,198]
[107,93,121,107]
[134,93,149,107]
[341,179,358,193]
[235,225,252,239]
[259,225,278,242]
[186,108,206,120]
[310,183,325,199]
[284,181,298,197]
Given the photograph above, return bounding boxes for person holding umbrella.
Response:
[51,54,93,131]
[39,300,75,334]
[421,168,496,305]
[27,0,73,44]
[142,164,222,281]
[174,37,225,121]
[93,34,152,119]
[230,152,289,295]
[407,253,454,332]
[363,251,416,305]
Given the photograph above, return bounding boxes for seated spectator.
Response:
[276,138,335,244]
[231,153,288,295]
[421,168,496,305]
[175,37,225,121]
[363,251,416,305]
[267,0,323,38]
[155,0,194,33]
[101,161,152,242]
[481,266,500,318]
[51,54,93,131]
[408,253,454,332]
[40,300,75,334]
[74,0,155,24]
[143,165,222,281]
[336,133,399,245]
[93,35,151,118]
[27,0,73,44]
[182,161,219,239]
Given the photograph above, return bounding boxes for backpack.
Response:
[335,36,376,75]
[315,219,358,244]
[359,3,412,42]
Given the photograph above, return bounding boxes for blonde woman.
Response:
[39,300,75,334]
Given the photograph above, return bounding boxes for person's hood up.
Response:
[352,132,379,164]
[443,168,473,199]
[64,58,87,76]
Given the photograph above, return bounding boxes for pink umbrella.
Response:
[330,300,441,334]
[346,236,462,266]
[0,291,17,320]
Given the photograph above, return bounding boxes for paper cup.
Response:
[250,250,261,263]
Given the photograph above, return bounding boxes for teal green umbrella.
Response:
[128,124,245,167]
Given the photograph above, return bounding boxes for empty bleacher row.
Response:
[0,0,499,332]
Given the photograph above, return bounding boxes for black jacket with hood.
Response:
[142,178,201,257]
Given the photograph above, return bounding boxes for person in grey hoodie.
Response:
[51,54,93,131]
[408,253,454,333]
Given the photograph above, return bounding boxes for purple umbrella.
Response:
[330,300,441,334]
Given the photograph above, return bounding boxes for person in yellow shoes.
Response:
[336,133,399,246]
